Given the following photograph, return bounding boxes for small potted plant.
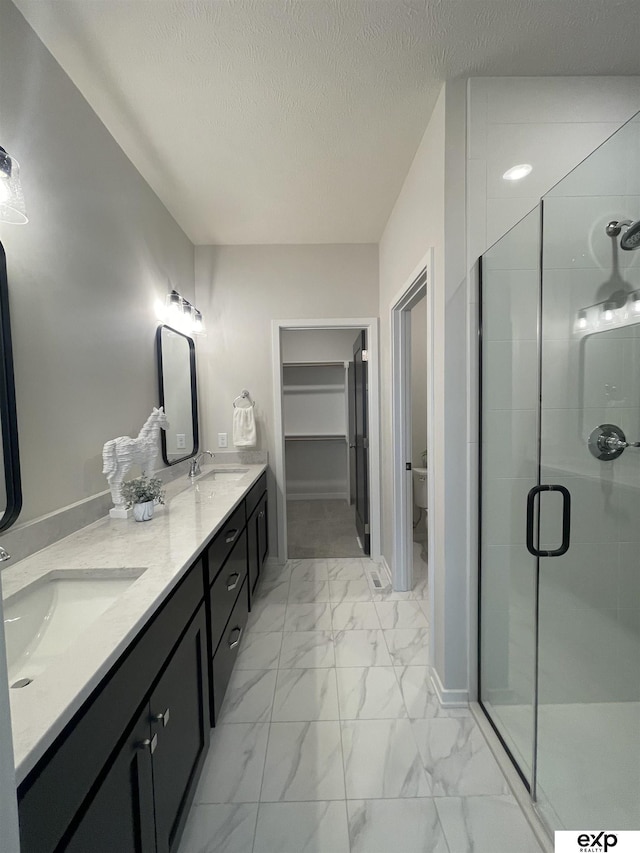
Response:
[121,474,165,522]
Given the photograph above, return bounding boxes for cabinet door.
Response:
[64,705,156,853]
[151,605,209,853]
[257,493,268,571]
[246,504,259,600]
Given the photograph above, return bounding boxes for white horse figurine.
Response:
[102,407,170,516]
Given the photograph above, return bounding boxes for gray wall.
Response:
[0,0,195,525]
[195,243,378,560]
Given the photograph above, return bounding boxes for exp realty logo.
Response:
[576,833,618,851]
[555,831,640,853]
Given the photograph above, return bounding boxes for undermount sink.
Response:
[202,468,249,481]
[3,569,146,685]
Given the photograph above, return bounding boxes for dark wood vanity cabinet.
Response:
[209,528,248,654]
[206,521,250,726]
[148,606,209,853]
[17,471,269,852]
[18,562,208,853]
[63,704,156,853]
[64,607,208,853]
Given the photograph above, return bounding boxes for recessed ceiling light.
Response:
[502,163,533,181]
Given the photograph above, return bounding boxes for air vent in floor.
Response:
[364,565,387,591]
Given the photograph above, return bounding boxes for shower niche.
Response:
[478,111,640,836]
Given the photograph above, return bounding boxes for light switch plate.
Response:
[218,432,228,448]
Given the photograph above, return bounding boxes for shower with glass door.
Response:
[478,112,640,835]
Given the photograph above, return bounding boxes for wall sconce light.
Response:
[192,309,205,335]
[161,289,205,336]
[0,147,28,225]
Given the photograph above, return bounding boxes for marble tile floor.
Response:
[178,558,543,853]
[287,500,364,559]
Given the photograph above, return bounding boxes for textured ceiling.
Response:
[12,0,640,245]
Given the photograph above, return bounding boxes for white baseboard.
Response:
[376,556,393,587]
[264,556,286,569]
[430,668,469,708]
[287,492,348,501]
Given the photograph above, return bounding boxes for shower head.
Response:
[606,219,640,250]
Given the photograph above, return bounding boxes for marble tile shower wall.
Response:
[467,77,640,263]
[481,115,640,708]
[537,117,640,705]
[178,558,543,853]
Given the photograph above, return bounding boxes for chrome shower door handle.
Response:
[526,485,571,558]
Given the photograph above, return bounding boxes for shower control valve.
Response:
[588,423,640,460]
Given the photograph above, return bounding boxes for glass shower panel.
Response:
[479,208,540,785]
[537,113,640,831]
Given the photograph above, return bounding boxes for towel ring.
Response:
[233,390,254,408]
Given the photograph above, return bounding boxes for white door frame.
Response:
[390,251,436,592]
[271,318,381,564]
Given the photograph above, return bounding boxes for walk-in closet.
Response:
[281,328,368,559]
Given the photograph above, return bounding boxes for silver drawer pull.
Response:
[258,511,264,519]
[153,708,170,727]
[228,625,243,649]
[226,573,240,591]
[225,528,239,544]
[137,734,158,754]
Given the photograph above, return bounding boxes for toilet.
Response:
[412,467,428,556]
[412,466,428,512]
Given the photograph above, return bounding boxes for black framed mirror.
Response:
[156,324,199,465]
[0,239,21,531]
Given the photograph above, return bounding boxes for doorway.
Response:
[391,255,435,593]
[272,319,380,565]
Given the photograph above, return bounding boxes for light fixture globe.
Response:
[0,147,28,225]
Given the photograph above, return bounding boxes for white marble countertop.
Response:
[1,461,267,785]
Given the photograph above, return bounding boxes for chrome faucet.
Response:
[188,450,214,479]
[0,546,10,563]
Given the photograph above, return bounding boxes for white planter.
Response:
[133,500,154,522]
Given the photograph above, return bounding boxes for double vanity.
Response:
[2,462,269,853]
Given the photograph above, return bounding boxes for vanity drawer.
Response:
[245,471,267,518]
[211,577,249,723]
[207,502,246,576]
[209,528,247,653]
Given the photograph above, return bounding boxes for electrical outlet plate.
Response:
[176,433,186,449]
[218,432,228,448]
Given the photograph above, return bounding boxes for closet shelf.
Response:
[283,361,346,368]
[285,433,347,442]
[283,384,345,393]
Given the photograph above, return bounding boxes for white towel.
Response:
[233,405,256,447]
